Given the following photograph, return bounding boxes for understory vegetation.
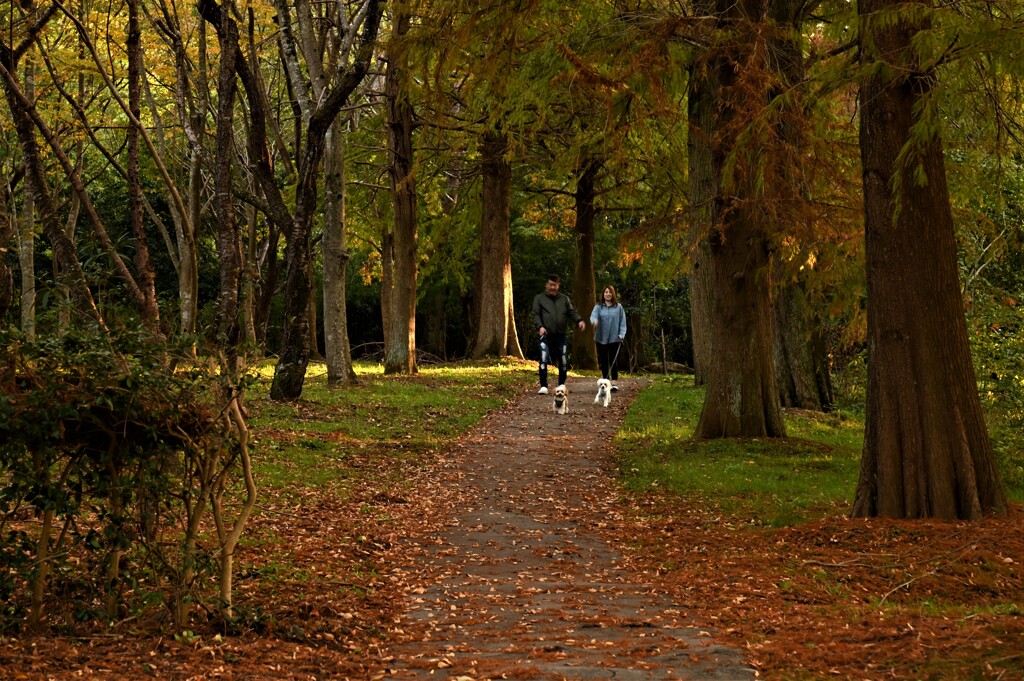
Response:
[2,357,1021,678]
[615,374,1024,526]
[613,375,1023,680]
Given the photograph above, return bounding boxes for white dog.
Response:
[553,384,569,414]
[594,378,612,407]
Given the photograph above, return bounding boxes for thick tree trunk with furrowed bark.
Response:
[571,159,600,371]
[687,0,715,388]
[853,0,1007,519]
[383,7,418,375]
[470,131,523,359]
[323,119,359,386]
[693,0,785,439]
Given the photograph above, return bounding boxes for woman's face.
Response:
[603,288,613,302]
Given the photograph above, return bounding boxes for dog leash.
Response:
[610,340,623,370]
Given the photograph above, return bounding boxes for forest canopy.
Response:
[1,0,1022,636]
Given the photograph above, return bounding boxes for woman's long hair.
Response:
[601,285,618,306]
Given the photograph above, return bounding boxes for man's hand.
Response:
[577,321,586,331]
[539,327,547,336]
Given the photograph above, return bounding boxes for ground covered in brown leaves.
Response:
[610,496,1023,679]
[1,377,1021,680]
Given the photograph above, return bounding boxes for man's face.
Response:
[545,280,560,295]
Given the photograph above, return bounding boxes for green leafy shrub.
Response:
[969,296,1024,498]
[0,328,245,632]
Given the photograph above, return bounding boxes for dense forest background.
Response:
[1,0,1023,634]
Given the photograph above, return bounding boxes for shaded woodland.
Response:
[1,0,1023,636]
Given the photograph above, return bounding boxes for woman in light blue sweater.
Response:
[589,285,628,390]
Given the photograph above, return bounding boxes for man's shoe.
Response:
[611,384,619,392]
[538,386,549,395]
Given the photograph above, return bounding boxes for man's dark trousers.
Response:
[538,333,568,387]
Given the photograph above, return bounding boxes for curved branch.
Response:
[0,58,146,313]
[51,0,192,245]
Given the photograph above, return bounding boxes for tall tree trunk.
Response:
[211,7,242,363]
[1,41,104,328]
[686,4,715,388]
[244,12,275,354]
[307,282,323,361]
[270,212,314,400]
[765,0,831,412]
[19,170,34,340]
[696,211,784,437]
[424,288,448,359]
[383,8,417,375]
[242,204,258,347]
[0,167,16,321]
[172,17,207,341]
[381,229,394,353]
[253,210,280,350]
[178,146,201,337]
[19,58,36,341]
[852,0,1007,519]
[0,214,11,322]
[127,0,160,331]
[571,159,600,371]
[57,171,82,336]
[773,275,833,410]
[323,120,359,385]
[693,0,785,439]
[148,8,200,342]
[470,131,523,359]
[200,0,383,398]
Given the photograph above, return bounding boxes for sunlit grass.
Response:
[615,375,863,526]
[244,358,535,496]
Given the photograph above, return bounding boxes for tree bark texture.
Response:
[307,288,323,361]
[696,212,785,437]
[571,159,600,371]
[693,0,786,438]
[766,0,831,411]
[242,204,259,347]
[773,276,833,411]
[19,58,36,341]
[4,23,152,322]
[423,288,448,359]
[1,38,104,327]
[211,9,242,357]
[164,17,204,339]
[0,169,15,321]
[853,0,1007,519]
[322,120,358,386]
[381,229,394,353]
[178,144,201,337]
[195,0,383,398]
[127,0,161,331]
[686,2,715,388]
[383,8,418,375]
[470,131,524,359]
[0,220,11,322]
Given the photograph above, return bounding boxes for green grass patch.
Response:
[245,358,534,496]
[616,375,863,526]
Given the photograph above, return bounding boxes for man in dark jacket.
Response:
[532,274,586,394]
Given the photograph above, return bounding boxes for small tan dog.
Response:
[552,384,569,414]
[594,378,612,407]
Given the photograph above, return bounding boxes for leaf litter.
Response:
[0,376,1020,680]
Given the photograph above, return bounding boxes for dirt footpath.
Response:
[380,377,754,680]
